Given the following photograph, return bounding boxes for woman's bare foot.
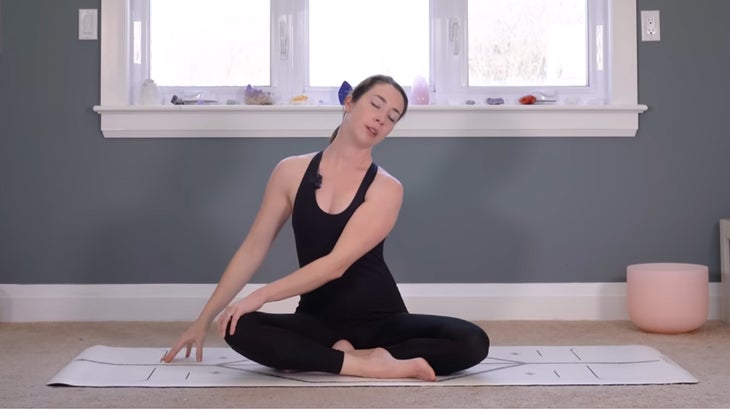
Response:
[332,339,381,359]
[340,347,436,382]
[332,339,355,352]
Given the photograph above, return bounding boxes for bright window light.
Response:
[467,0,588,87]
[307,0,430,88]
[149,0,270,87]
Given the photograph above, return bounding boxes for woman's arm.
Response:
[223,171,403,335]
[196,158,297,322]
[163,157,300,361]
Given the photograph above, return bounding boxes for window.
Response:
[467,0,589,88]
[133,0,600,104]
[137,0,431,104]
[96,0,646,138]
[149,0,270,87]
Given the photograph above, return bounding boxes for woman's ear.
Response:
[343,94,353,114]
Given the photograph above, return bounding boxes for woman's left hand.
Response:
[217,291,266,337]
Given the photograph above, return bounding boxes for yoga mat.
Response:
[48,345,697,387]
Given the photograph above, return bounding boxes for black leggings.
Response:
[224,311,489,376]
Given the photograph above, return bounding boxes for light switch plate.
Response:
[79,9,98,40]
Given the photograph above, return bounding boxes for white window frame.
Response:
[95,0,647,138]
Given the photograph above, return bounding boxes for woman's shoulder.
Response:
[268,152,318,185]
[286,151,319,162]
[371,165,404,199]
[374,165,401,186]
[273,152,317,172]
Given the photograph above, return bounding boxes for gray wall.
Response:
[1,0,728,284]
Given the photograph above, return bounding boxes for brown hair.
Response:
[329,74,409,143]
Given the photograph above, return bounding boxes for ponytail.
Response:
[329,125,340,144]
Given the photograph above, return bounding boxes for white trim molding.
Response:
[720,219,730,322]
[0,283,721,322]
[94,104,648,138]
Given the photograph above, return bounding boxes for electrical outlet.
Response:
[641,10,661,42]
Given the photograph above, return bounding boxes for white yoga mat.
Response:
[48,345,697,387]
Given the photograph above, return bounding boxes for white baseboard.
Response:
[0,283,722,322]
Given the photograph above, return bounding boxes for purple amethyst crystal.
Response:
[338,81,352,105]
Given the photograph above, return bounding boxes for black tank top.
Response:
[292,151,407,321]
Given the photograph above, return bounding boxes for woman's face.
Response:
[343,83,405,145]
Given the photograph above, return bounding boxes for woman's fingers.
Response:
[218,308,233,337]
[195,344,204,362]
[218,305,248,337]
[162,340,185,363]
[229,310,242,336]
[161,348,176,363]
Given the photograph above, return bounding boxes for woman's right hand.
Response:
[161,320,209,363]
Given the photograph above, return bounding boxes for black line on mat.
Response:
[586,365,599,379]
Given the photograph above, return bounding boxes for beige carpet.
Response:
[2,320,729,408]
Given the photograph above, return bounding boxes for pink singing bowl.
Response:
[627,263,709,334]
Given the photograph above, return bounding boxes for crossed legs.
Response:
[224,311,489,381]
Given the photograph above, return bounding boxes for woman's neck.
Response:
[324,137,373,171]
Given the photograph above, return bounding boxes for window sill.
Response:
[93,104,648,138]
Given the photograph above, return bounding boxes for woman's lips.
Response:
[366,125,378,138]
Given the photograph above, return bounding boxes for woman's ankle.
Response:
[340,348,436,381]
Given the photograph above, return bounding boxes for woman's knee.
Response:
[463,324,490,363]
[223,312,263,348]
[445,320,489,367]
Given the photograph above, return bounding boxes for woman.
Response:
[162,75,489,381]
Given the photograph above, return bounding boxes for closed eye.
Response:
[371,95,401,122]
